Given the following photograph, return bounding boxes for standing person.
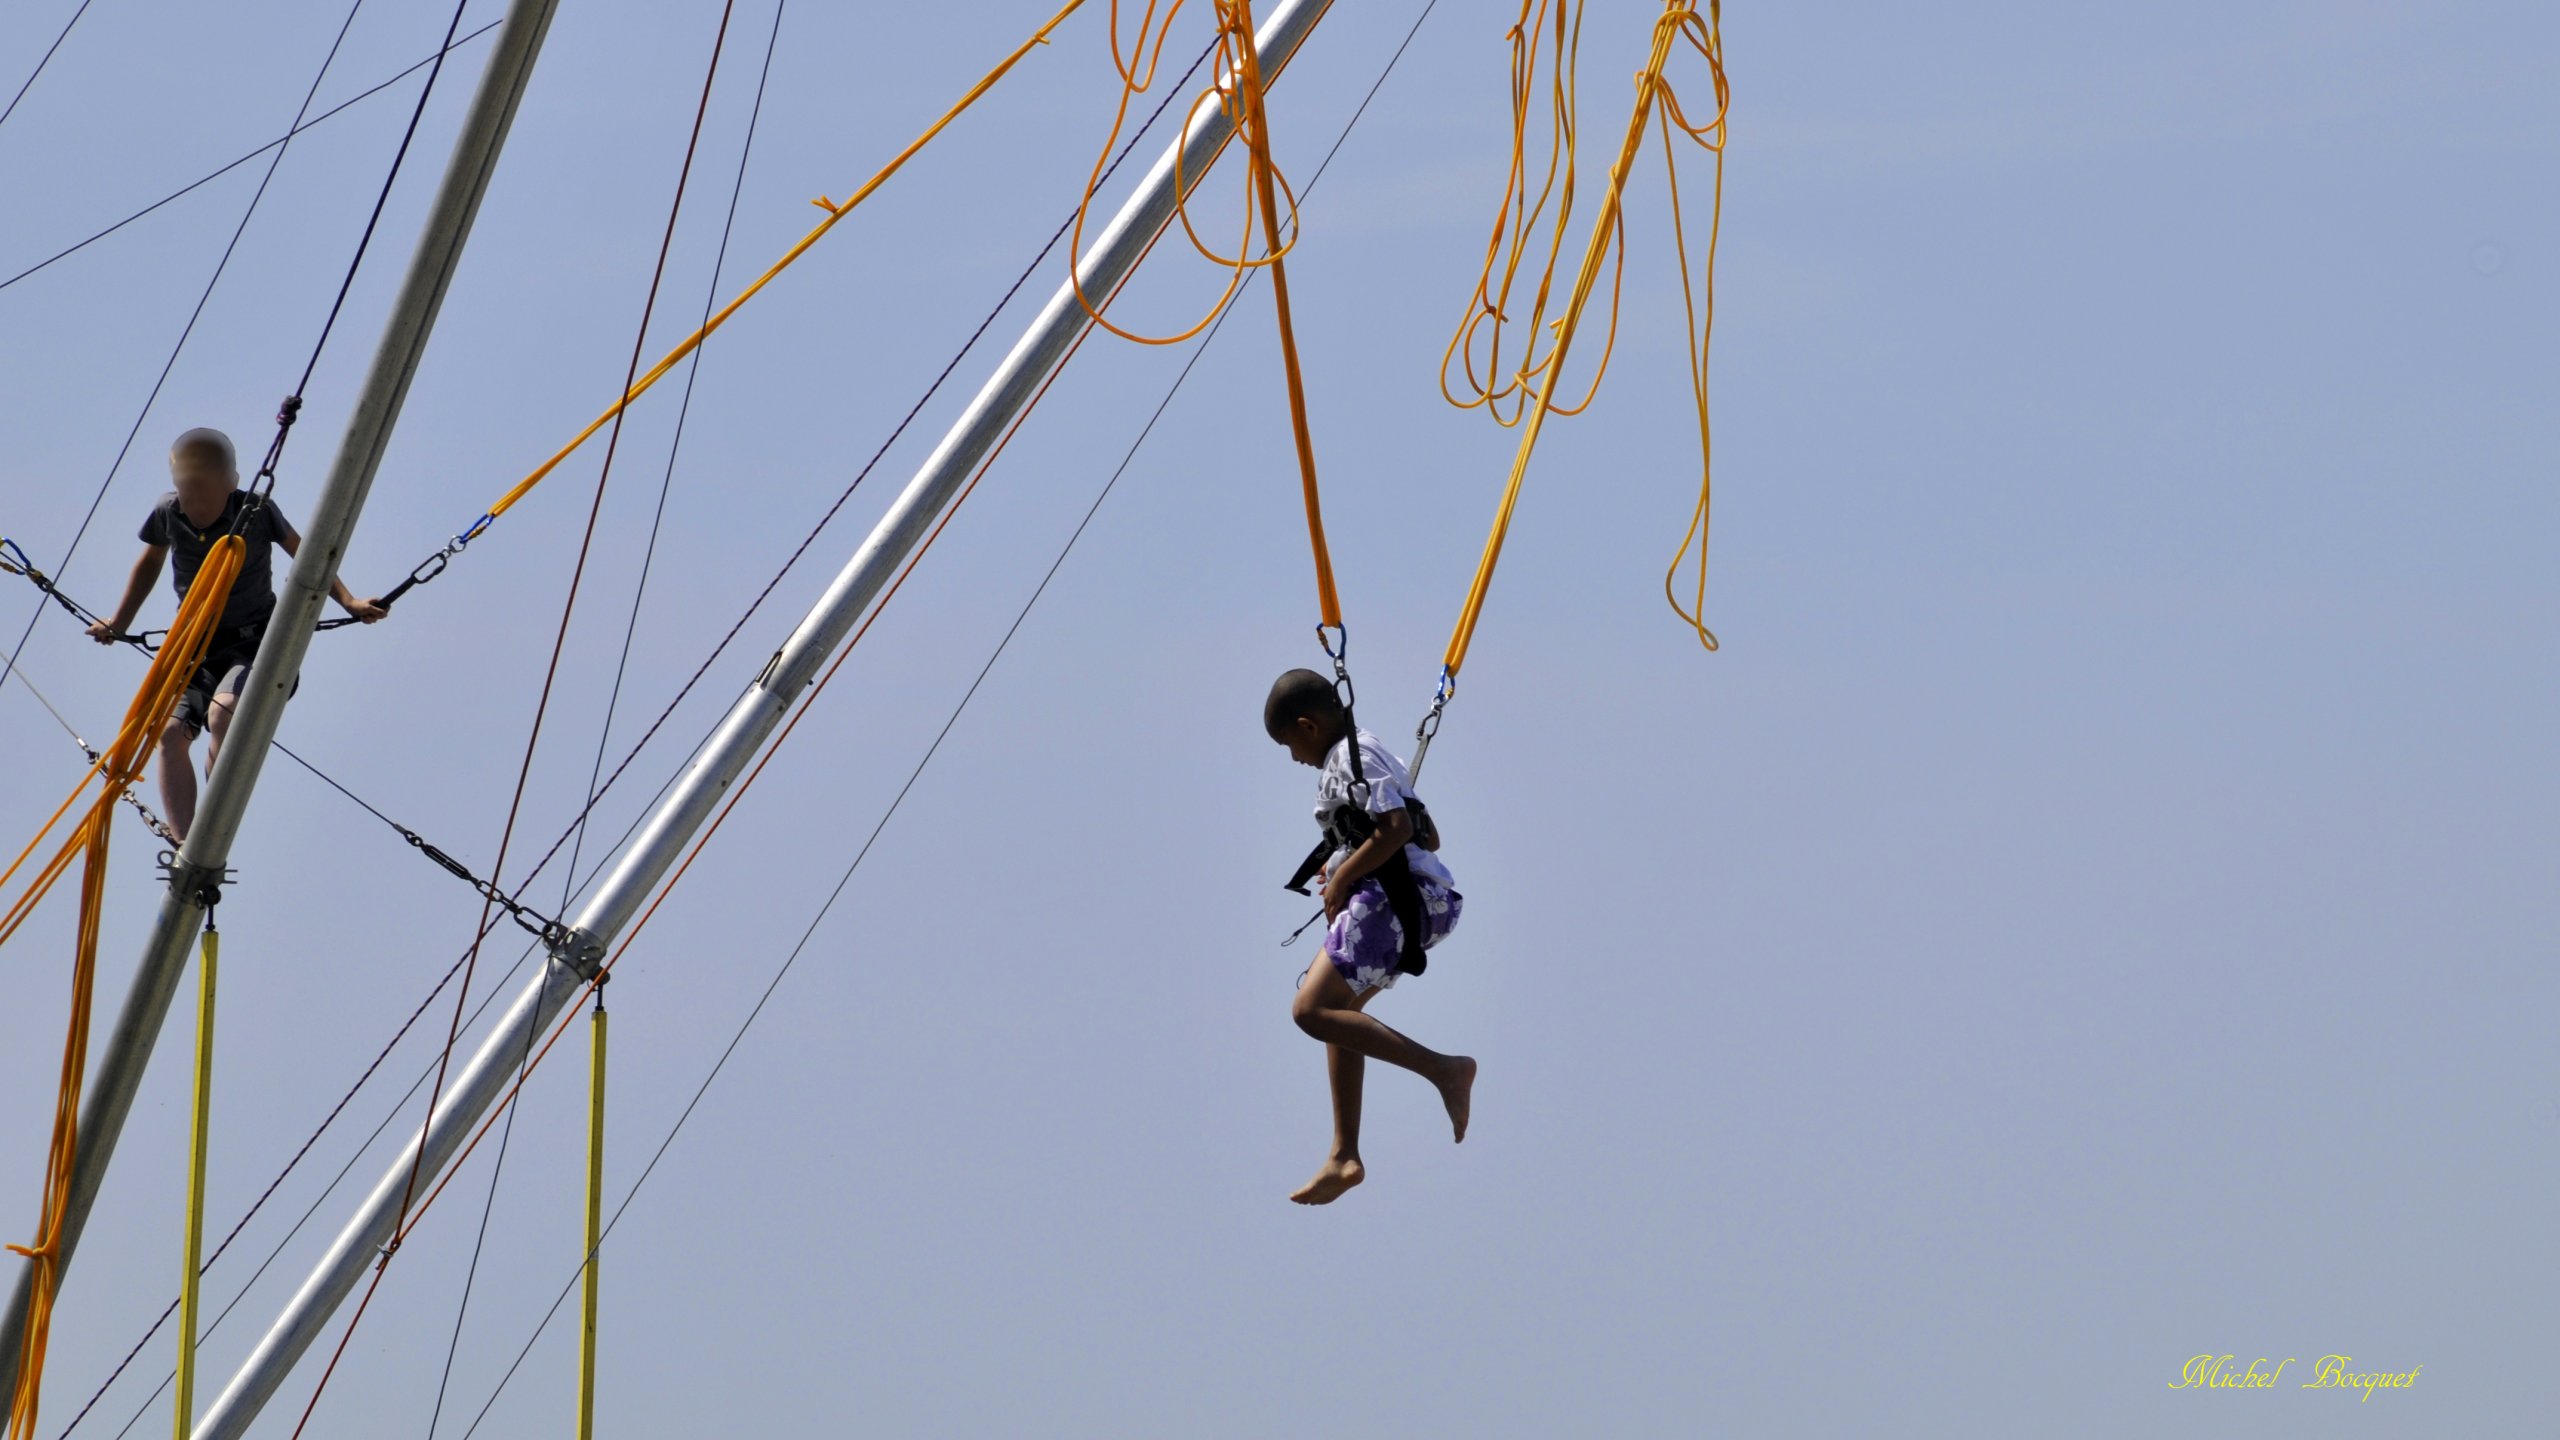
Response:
[1265,668,1475,1205]
[87,428,386,840]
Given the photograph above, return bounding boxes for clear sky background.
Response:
[2,1,2553,1435]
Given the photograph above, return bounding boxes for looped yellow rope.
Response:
[1072,0,1341,624]
[1067,1,1304,348]
[1438,0,1728,677]
[1437,0,1627,427]
[1650,2,1729,651]
[4,537,242,1440]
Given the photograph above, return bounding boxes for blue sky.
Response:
[2,1,2554,1434]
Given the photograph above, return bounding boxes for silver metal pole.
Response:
[192,2,1333,1434]
[0,0,562,1407]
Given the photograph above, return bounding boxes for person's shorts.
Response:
[1323,876,1462,996]
[172,625,295,736]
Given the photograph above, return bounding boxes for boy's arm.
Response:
[276,520,388,622]
[1320,806,1415,917]
[88,546,167,642]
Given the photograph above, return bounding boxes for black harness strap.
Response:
[1283,739,1441,977]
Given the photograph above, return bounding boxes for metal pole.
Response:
[0,0,562,1406]
[192,2,1334,1433]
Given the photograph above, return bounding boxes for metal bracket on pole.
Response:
[551,926,610,981]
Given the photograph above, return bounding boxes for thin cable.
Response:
[0,0,371,749]
[0,0,93,134]
[417,1013,536,1440]
[0,633,180,841]
[433,3,784,1430]
[564,0,784,909]
[287,5,743,1431]
[0,20,503,294]
[450,4,1439,1423]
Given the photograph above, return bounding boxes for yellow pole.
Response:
[574,995,606,1440]
[1442,2,1689,677]
[171,923,216,1440]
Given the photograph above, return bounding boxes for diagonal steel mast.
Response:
[0,0,563,1405]
[191,1,1336,1434]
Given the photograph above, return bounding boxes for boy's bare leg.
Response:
[157,718,197,843]
[1292,956,1476,1150]
[1292,973,1373,1205]
[206,692,235,773]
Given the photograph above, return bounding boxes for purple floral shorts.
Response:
[1323,877,1463,995]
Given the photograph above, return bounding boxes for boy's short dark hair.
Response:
[1264,667,1343,737]
[170,427,237,472]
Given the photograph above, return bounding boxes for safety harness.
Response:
[1282,733,1441,977]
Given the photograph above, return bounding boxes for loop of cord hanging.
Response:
[4,537,242,1440]
[1435,0,1628,428]
[1066,1,1305,349]
[1436,0,1728,705]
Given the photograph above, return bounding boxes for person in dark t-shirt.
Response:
[89,427,386,840]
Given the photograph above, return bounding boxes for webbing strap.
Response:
[1227,0,1341,629]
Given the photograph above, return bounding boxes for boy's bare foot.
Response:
[1289,1157,1364,1205]
[1438,1056,1476,1142]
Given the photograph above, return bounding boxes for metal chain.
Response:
[393,826,572,951]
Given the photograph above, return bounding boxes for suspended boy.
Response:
[1265,667,1475,1205]
[88,428,387,841]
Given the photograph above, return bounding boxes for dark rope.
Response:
[235,0,486,542]
[0,0,94,133]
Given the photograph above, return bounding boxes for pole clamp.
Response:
[551,926,610,980]
[158,855,235,912]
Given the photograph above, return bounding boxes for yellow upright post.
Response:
[574,993,606,1440]
[171,919,217,1440]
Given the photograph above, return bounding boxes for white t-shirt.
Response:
[1315,728,1457,890]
